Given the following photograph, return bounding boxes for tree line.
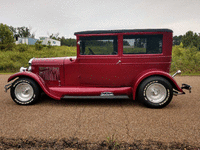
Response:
[0,23,200,51]
[173,31,200,50]
[0,24,76,50]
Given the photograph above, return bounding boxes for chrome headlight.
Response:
[28,57,34,66]
[28,57,34,71]
[20,67,28,72]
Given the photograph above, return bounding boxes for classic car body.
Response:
[5,29,191,108]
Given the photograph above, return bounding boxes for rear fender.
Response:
[132,70,183,100]
[8,72,60,100]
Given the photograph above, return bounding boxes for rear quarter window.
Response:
[123,35,163,54]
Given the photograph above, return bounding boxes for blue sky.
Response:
[0,0,199,38]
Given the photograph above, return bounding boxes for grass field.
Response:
[123,47,146,54]
[0,45,76,73]
[0,44,200,75]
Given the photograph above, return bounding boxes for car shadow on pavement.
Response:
[37,93,143,108]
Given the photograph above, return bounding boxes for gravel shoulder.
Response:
[0,75,200,149]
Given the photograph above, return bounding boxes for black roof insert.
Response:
[74,29,173,35]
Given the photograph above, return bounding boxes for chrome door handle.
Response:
[116,60,121,64]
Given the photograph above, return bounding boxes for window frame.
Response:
[76,32,166,58]
[122,34,163,55]
[77,34,120,58]
[79,35,118,56]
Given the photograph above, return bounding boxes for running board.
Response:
[62,95,129,99]
[49,87,132,97]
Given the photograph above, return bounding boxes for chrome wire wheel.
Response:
[145,83,167,103]
[14,83,34,101]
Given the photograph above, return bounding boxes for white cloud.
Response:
[164,19,200,36]
[0,0,200,38]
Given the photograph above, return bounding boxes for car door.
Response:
[78,35,122,87]
[121,34,164,86]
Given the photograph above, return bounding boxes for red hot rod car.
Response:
[5,29,191,108]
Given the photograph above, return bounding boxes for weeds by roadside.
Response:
[170,43,200,74]
[106,134,119,150]
[0,137,199,150]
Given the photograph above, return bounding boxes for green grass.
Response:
[178,72,200,76]
[0,73,14,74]
[169,71,200,76]
[0,45,76,73]
[123,47,146,54]
[83,46,114,55]
[1,44,200,75]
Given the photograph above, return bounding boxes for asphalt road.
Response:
[0,75,200,147]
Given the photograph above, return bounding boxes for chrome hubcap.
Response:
[146,83,167,103]
[15,83,33,101]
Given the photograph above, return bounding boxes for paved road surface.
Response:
[0,75,200,146]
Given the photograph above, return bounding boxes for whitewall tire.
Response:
[11,78,40,105]
[138,76,173,108]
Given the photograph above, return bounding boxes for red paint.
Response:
[131,70,183,100]
[49,87,132,97]
[8,72,60,100]
[7,29,184,100]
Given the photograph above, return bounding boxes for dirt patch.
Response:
[0,137,199,150]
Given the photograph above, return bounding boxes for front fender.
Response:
[8,72,60,100]
[132,70,183,100]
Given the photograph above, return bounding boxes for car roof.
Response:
[74,29,173,35]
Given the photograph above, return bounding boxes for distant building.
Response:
[15,37,38,45]
[39,37,61,46]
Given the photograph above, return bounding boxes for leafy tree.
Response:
[49,33,59,40]
[0,23,15,50]
[28,26,36,38]
[35,40,43,50]
[171,43,200,73]
[134,38,143,48]
[47,40,52,48]
[173,35,183,46]
[182,31,200,49]
[9,26,17,37]
[17,26,31,37]
[9,26,36,39]
[61,37,76,46]
[123,40,130,46]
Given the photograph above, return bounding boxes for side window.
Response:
[80,36,118,55]
[123,35,163,54]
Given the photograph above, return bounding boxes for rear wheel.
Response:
[11,78,40,105]
[138,76,173,108]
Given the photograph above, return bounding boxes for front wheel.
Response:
[11,78,40,105]
[138,76,173,108]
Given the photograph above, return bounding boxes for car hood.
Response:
[32,56,77,65]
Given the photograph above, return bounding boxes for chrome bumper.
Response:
[181,83,192,93]
[4,83,12,92]
[173,83,192,96]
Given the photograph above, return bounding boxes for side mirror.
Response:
[77,41,81,45]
